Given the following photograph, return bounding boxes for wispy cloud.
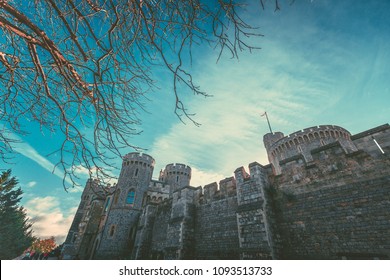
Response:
[26,181,37,188]
[10,133,74,186]
[190,167,227,187]
[24,196,77,244]
[149,6,358,185]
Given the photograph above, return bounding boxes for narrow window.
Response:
[109,225,116,237]
[134,168,139,177]
[126,190,135,206]
[176,175,179,182]
[104,197,111,212]
[114,189,121,205]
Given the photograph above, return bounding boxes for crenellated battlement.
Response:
[163,163,192,177]
[165,163,191,170]
[269,125,352,156]
[145,191,170,204]
[67,123,390,260]
[145,180,171,204]
[159,163,192,191]
[122,152,155,167]
[200,177,236,200]
[148,180,168,191]
[203,182,219,199]
[264,125,356,175]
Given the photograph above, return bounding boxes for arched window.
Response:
[126,190,135,206]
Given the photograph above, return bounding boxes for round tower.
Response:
[112,152,155,209]
[263,125,357,175]
[263,132,285,174]
[160,163,192,192]
[93,152,155,259]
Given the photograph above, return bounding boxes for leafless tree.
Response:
[0,0,279,190]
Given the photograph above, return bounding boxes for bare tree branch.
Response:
[0,0,278,190]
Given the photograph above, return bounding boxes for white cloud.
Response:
[147,8,358,185]
[190,167,227,187]
[150,52,331,183]
[24,196,77,244]
[10,133,74,186]
[72,164,92,177]
[26,181,37,188]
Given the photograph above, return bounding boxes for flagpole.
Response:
[262,112,273,134]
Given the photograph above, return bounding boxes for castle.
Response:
[62,123,390,259]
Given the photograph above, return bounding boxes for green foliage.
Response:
[0,169,34,259]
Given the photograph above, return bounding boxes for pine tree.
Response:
[0,170,34,259]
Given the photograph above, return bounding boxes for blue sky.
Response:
[2,0,389,243]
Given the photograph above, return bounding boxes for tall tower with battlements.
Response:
[93,152,155,259]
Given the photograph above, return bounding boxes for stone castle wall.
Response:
[270,125,390,259]
[194,179,240,259]
[64,123,390,260]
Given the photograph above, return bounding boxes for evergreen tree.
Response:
[0,169,34,259]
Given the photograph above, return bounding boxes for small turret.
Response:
[160,163,192,192]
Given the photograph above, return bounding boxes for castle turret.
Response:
[159,163,192,192]
[92,152,155,259]
[264,126,358,175]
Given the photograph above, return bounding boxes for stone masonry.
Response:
[63,123,390,259]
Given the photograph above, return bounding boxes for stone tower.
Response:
[61,179,95,259]
[264,126,358,175]
[234,163,275,259]
[159,163,191,193]
[93,152,155,259]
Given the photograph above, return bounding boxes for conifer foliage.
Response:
[0,169,33,259]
